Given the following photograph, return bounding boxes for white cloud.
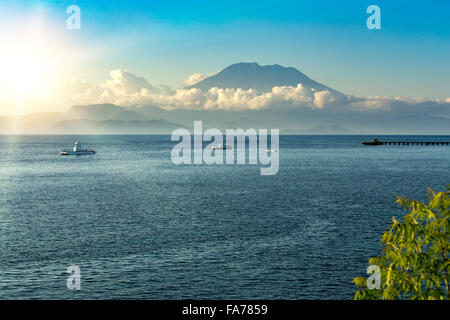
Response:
[101,69,160,95]
[348,97,393,111]
[184,73,206,86]
[313,90,335,109]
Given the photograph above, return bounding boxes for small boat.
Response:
[61,140,96,155]
[362,138,383,146]
[266,149,277,153]
[211,144,232,150]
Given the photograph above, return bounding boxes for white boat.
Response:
[210,144,232,150]
[60,140,96,155]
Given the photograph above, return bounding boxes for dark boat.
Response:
[362,138,383,146]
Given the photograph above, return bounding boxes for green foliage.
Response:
[354,186,449,300]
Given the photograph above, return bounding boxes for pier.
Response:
[362,138,450,146]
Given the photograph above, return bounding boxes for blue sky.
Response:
[0,0,449,114]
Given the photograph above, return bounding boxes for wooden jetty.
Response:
[362,138,450,146]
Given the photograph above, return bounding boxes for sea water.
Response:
[0,135,449,299]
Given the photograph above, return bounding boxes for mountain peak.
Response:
[186,62,341,94]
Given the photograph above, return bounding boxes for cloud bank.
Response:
[55,69,450,116]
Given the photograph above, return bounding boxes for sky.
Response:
[0,0,449,115]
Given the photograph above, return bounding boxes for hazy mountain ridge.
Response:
[2,102,450,134]
[67,104,144,121]
[51,118,186,134]
[287,125,354,135]
[0,104,185,134]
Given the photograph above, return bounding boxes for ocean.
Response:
[0,135,449,299]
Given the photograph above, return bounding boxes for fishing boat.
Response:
[362,138,383,146]
[210,144,232,150]
[60,140,96,155]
